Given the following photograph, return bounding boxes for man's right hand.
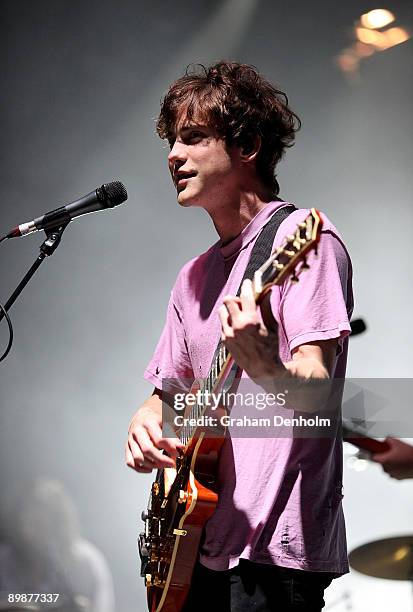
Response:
[125,389,185,473]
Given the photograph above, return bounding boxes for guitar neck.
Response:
[342,426,390,454]
[179,209,323,446]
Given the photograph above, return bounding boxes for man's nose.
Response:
[168,140,187,166]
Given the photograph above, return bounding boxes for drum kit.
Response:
[324,535,413,610]
[342,319,413,606]
[349,535,413,582]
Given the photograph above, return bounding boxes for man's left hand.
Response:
[218,279,282,379]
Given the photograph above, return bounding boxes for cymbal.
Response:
[349,535,413,581]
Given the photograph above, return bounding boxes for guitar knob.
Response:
[178,489,188,504]
[301,258,309,271]
[290,275,299,284]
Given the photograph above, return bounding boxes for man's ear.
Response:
[240,135,261,162]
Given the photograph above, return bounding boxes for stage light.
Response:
[355,42,375,57]
[384,26,410,47]
[338,6,410,75]
[393,546,409,562]
[337,51,359,73]
[360,9,395,29]
[355,27,385,46]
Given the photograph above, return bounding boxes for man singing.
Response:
[126,61,353,611]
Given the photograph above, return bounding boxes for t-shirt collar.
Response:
[219,200,290,260]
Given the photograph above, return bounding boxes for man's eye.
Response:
[189,131,204,140]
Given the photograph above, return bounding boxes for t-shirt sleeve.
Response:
[271,216,353,357]
[144,282,194,390]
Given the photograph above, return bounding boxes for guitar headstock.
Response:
[254,208,323,299]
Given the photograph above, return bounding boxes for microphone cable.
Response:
[0,302,13,363]
[0,237,13,362]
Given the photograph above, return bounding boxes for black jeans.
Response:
[182,560,335,611]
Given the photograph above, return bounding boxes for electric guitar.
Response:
[138,209,323,612]
[342,424,390,454]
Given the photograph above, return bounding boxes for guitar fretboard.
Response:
[179,341,232,444]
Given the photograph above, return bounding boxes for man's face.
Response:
[167,113,241,210]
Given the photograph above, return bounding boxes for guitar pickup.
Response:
[173,528,187,537]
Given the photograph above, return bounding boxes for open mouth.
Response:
[175,172,196,186]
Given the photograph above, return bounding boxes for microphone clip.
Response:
[40,222,70,257]
[0,221,71,352]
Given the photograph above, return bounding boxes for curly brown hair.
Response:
[156,61,301,196]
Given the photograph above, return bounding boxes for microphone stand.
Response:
[0,222,69,323]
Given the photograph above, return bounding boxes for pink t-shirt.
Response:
[144,201,353,575]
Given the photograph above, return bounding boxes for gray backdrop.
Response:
[1,1,412,610]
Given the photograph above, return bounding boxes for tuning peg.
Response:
[178,489,188,504]
[300,258,309,271]
[273,261,284,271]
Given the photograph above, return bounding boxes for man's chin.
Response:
[177,190,196,207]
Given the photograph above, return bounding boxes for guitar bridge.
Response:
[138,531,151,577]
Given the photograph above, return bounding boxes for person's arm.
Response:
[285,339,338,379]
[371,438,413,480]
[219,279,339,412]
[125,388,184,473]
[127,266,193,474]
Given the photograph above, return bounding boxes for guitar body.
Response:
[142,432,225,612]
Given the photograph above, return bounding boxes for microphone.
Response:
[6,181,128,238]
[350,318,367,337]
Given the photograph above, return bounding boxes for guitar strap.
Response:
[211,202,297,391]
[235,202,297,296]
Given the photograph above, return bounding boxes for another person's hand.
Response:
[372,438,413,480]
